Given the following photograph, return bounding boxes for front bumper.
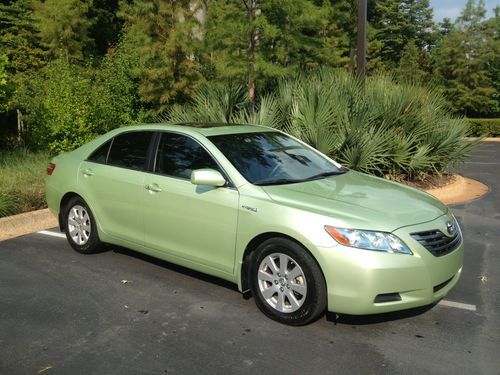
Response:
[316,215,464,315]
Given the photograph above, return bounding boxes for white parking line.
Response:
[439,300,477,311]
[37,230,66,239]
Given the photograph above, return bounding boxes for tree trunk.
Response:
[16,109,24,145]
[246,0,257,113]
[357,0,367,85]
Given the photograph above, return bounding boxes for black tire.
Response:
[64,196,104,254]
[249,237,327,326]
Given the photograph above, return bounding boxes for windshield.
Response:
[208,132,346,185]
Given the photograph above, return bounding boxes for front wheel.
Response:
[64,197,104,254]
[249,238,326,326]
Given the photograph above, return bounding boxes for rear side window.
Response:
[155,133,220,179]
[107,131,153,171]
[87,140,112,164]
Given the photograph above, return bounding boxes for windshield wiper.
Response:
[304,168,349,181]
[254,168,349,186]
[253,178,303,186]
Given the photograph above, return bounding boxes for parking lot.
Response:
[1,142,499,375]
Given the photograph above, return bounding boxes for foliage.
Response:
[0,54,8,112]
[118,0,204,115]
[20,55,138,153]
[163,83,247,124]
[89,0,122,56]
[467,118,500,137]
[432,0,499,117]
[163,71,478,181]
[0,0,45,74]
[203,0,350,106]
[368,0,434,71]
[32,0,93,62]
[395,40,427,83]
[0,0,498,165]
[0,148,48,217]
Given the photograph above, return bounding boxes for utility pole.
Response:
[357,0,367,83]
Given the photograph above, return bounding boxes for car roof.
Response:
[111,123,278,137]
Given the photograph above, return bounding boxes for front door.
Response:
[143,132,239,274]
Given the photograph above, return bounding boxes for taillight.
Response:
[47,162,56,175]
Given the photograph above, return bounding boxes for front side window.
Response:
[208,132,345,185]
[155,133,220,179]
[107,131,153,171]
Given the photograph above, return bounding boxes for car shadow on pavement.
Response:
[105,245,440,326]
[110,245,240,293]
[326,303,437,325]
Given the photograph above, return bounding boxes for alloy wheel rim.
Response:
[257,252,307,313]
[68,205,91,246]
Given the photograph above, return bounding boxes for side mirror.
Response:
[190,169,226,187]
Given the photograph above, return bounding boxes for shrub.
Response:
[0,149,48,217]
[467,118,500,137]
[160,71,478,181]
[20,48,140,153]
[0,193,16,217]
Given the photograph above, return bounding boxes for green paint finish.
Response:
[46,124,463,316]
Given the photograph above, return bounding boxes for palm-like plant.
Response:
[158,71,477,181]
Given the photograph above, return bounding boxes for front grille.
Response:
[410,230,461,257]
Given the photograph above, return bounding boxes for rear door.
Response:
[78,131,154,244]
[142,132,239,274]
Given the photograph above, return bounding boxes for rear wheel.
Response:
[249,237,326,326]
[64,197,104,254]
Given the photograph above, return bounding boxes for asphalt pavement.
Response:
[0,143,499,375]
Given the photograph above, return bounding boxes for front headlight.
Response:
[324,226,413,255]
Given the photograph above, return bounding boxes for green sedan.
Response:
[45,124,464,325]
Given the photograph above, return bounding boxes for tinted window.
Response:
[87,139,112,164]
[107,131,153,171]
[208,132,344,185]
[155,133,220,179]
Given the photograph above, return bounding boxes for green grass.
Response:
[0,149,50,217]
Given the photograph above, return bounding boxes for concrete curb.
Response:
[467,137,500,142]
[424,175,489,205]
[0,209,58,242]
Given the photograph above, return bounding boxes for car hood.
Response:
[261,171,447,232]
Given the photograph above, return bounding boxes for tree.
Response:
[20,54,140,152]
[325,0,354,70]
[401,0,434,50]
[395,40,427,82]
[368,0,408,70]
[119,0,204,115]
[0,0,45,73]
[432,0,498,117]
[0,54,8,112]
[482,6,500,116]
[88,0,122,56]
[367,0,435,71]
[32,0,93,62]
[204,0,347,110]
[456,0,486,29]
[437,17,455,38]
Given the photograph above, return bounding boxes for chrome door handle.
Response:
[82,168,94,176]
[145,183,162,193]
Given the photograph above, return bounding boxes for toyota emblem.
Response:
[446,221,456,235]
